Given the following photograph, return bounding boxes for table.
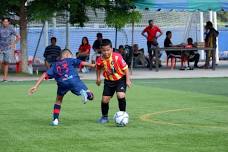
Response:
[152,47,216,72]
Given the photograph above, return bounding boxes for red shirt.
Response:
[96,52,128,81]
[79,44,91,55]
[143,25,161,41]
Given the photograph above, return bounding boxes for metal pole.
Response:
[199,12,204,60]
[65,11,70,49]
[209,11,213,22]
[213,11,219,64]
[52,13,56,36]
[130,21,134,75]
[33,23,45,63]
[115,27,117,49]
[44,21,49,47]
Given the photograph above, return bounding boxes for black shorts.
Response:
[103,76,127,97]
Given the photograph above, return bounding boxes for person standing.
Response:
[43,37,61,69]
[141,19,163,65]
[91,33,103,64]
[204,21,219,68]
[96,39,131,124]
[0,17,20,82]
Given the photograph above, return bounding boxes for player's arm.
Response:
[81,61,95,68]
[28,72,47,95]
[124,68,131,88]
[10,28,20,47]
[96,67,102,86]
[156,28,163,39]
[141,29,147,39]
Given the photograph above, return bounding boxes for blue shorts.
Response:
[57,80,88,97]
[0,49,10,63]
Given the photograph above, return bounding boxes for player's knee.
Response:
[102,96,110,103]
[117,92,125,99]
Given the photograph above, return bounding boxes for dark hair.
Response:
[187,37,193,44]
[206,21,213,29]
[50,37,57,42]
[148,19,153,24]
[101,39,112,48]
[61,49,73,58]
[1,17,10,22]
[119,45,124,49]
[81,37,89,45]
[166,31,172,36]
[96,33,103,38]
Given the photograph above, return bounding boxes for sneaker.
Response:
[80,89,88,104]
[1,80,8,82]
[97,116,109,124]
[86,91,94,100]
[52,119,59,126]
[194,65,199,68]
[186,66,193,70]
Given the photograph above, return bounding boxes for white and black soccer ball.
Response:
[113,111,129,127]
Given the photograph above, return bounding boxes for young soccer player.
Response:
[29,49,95,126]
[96,39,131,123]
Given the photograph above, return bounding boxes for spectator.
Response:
[185,37,200,68]
[132,44,147,67]
[43,37,61,69]
[118,45,127,61]
[77,37,91,61]
[204,21,219,68]
[0,17,20,82]
[141,19,163,61]
[164,31,181,57]
[91,33,103,64]
[164,31,189,70]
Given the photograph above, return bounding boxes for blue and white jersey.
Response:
[46,58,82,86]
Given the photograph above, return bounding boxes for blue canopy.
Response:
[134,0,228,11]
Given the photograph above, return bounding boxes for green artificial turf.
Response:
[0,78,228,152]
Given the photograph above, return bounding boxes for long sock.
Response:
[118,98,126,111]
[53,104,61,120]
[101,102,109,117]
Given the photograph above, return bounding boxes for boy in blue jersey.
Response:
[29,49,95,126]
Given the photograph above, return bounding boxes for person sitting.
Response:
[164,31,181,68]
[76,37,91,73]
[77,37,90,61]
[43,37,61,69]
[118,45,127,61]
[185,37,200,68]
[164,31,181,57]
[132,44,147,67]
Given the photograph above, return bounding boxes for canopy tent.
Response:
[133,0,228,11]
[129,0,227,71]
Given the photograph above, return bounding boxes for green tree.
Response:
[0,0,141,73]
[0,0,60,73]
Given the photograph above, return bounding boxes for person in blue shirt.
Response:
[29,49,95,126]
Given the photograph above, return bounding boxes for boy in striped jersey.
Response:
[96,39,131,123]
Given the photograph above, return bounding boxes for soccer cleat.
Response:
[87,91,94,100]
[1,80,8,82]
[80,89,88,104]
[97,116,109,124]
[52,119,59,126]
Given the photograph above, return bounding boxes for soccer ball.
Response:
[113,111,129,127]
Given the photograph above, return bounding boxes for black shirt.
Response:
[92,40,102,54]
[164,37,172,47]
[43,45,61,63]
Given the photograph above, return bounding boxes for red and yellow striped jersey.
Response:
[96,52,128,81]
